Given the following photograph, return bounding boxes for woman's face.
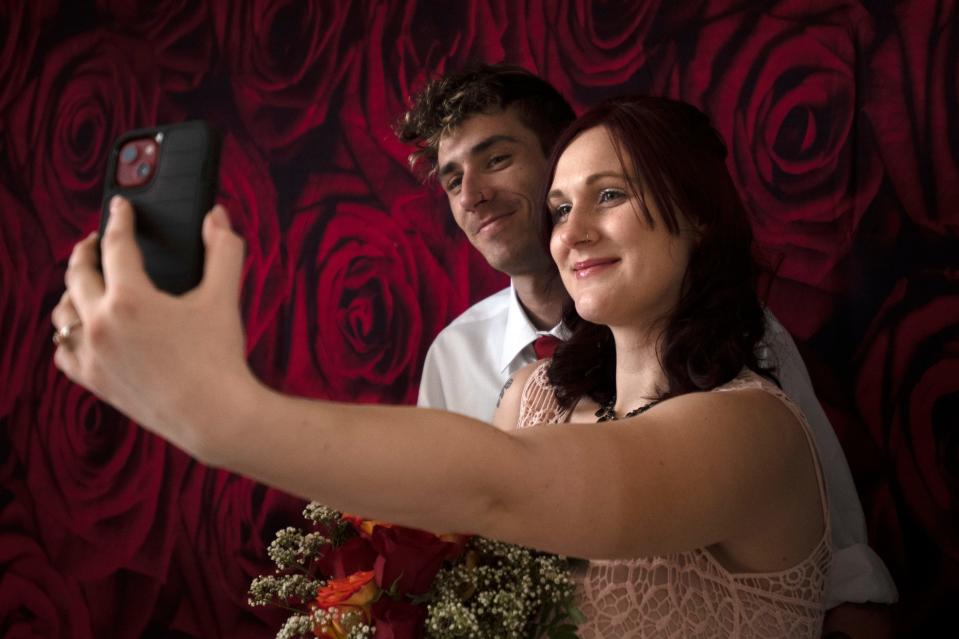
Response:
[547,126,695,329]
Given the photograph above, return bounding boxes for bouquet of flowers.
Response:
[249,502,583,639]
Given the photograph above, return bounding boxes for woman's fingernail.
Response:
[212,205,230,228]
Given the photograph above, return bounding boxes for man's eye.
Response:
[446,176,462,192]
[599,189,625,203]
[488,154,510,168]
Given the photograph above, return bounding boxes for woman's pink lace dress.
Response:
[516,363,831,638]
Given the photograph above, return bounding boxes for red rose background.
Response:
[0,0,58,119]
[95,0,215,92]
[513,0,664,110]
[650,0,885,339]
[0,1,955,636]
[0,184,53,418]
[0,501,93,639]
[211,0,364,158]
[864,0,959,238]
[4,29,168,260]
[853,269,959,631]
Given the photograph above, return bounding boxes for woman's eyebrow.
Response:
[585,171,628,184]
[547,171,628,198]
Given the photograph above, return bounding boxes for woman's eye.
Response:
[599,189,625,204]
[446,176,462,192]
[551,203,572,222]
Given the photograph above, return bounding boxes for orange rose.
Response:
[313,570,378,639]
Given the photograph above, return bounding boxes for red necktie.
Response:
[532,335,561,360]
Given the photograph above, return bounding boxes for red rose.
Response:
[211,0,363,157]
[95,0,215,91]
[854,270,959,612]
[165,472,306,637]
[4,30,163,260]
[0,184,53,418]
[655,1,883,326]
[0,0,57,116]
[318,536,378,580]
[371,598,427,639]
[511,0,662,107]
[6,357,189,581]
[0,500,94,639]
[216,135,290,361]
[280,172,471,404]
[865,0,959,237]
[369,525,464,595]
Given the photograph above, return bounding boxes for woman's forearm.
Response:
[198,378,526,536]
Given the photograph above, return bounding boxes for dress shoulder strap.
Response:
[516,360,573,429]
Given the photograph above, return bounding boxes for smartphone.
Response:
[99,120,221,295]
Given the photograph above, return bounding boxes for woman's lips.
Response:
[572,258,619,279]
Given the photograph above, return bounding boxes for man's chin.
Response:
[482,250,552,279]
[481,254,515,276]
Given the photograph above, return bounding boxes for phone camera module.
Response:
[120,144,138,164]
[115,137,160,187]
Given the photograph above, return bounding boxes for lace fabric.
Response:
[517,363,831,639]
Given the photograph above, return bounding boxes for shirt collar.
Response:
[499,282,566,374]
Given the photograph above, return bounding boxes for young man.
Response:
[396,66,572,419]
[399,63,897,637]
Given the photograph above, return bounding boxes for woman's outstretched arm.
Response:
[53,198,822,564]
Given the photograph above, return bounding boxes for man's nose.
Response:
[459,172,490,211]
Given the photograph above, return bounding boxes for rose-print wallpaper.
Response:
[1,1,956,636]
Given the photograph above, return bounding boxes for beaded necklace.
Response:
[594,397,662,422]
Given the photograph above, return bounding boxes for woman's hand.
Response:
[52,196,256,460]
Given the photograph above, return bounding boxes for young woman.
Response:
[496,96,830,636]
[53,96,829,637]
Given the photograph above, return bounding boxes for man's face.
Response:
[436,108,553,277]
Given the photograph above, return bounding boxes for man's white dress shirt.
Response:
[417,284,898,608]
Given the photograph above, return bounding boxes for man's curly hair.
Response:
[394,63,575,180]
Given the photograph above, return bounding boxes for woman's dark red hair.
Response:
[542,95,775,407]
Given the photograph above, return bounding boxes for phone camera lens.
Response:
[120,145,138,164]
[136,163,151,178]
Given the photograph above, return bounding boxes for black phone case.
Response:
[99,120,221,295]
